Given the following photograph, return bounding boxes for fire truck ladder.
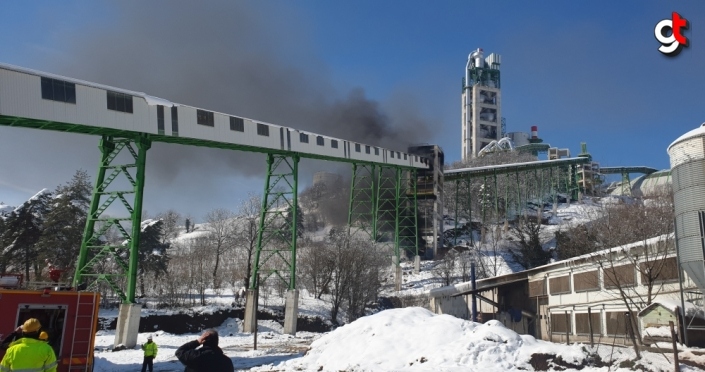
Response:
[68,291,98,371]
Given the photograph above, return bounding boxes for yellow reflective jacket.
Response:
[142,341,158,357]
[0,337,57,372]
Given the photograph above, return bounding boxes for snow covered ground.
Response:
[93,199,705,371]
[94,307,703,372]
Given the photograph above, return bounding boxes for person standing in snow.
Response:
[141,335,158,372]
[175,329,234,372]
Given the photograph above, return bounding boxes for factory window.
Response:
[355,144,361,152]
[606,311,637,336]
[316,136,324,146]
[574,271,599,292]
[640,257,679,283]
[257,123,269,136]
[375,148,379,156]
[300,133,309,143]
[550,312,571,334]
[404,154,407,160]
[397,151,401,158]
[157,105,165,135]
[107,91,133,113]
[528,280,546,297]
[365,145,370,154]
[230,117,244,132]
[41,77,76,104]
[575,313,601,336]
[604,264,636,289]
[390,151,394,158]
[549,276,571,295]
[415,156,418,162]
[197,109,215,127]
[171,106,179,136]
[331,139,338,148]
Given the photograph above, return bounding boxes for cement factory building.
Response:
[461,48,502,160]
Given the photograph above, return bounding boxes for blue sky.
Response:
[1,1,704,219]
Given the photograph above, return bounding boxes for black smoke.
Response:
[51,1,431,184]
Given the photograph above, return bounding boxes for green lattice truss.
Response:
[73,135,150,303]
[249,154,299,290]
[349,164,418,264]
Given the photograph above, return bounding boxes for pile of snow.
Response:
[252,307,590,371]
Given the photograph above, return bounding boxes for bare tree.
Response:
[433,250,458,286]
[557,190,675,346]
[345,242,386,322]
[179,236,211,306]
[506,217,552,270]
[157,209,182,243]
[474,233,506,279]
[234,193,262,289]
[297,238,334,299]
[326,231,386,325]
[205,208,237,289]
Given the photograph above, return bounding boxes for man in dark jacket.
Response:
[175,329,234,372]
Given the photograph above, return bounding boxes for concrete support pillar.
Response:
[395,265,402,292]
[243,289,258,333]
[391,255,402,292]
[283,289,299,335]
[114,303,141,348]
[537,209,542,226]
[553,202,558,214]
[413,255,420,274]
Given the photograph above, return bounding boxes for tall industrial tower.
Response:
[461,48,502,160]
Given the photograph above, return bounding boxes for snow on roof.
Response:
[639,299,705,320]
[668,122,705,151]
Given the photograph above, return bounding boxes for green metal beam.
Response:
[0,115,423,170]
[444,157,590,181]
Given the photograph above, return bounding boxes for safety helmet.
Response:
[22,318,41,333]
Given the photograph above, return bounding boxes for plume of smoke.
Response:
[0,1,432,218]
[53,1,430,177]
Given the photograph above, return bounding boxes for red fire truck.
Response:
[0,274,101,372]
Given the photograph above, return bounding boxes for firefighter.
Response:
[0,318,57,372]
[141,335,158,372]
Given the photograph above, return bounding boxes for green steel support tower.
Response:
[73,134,151,304]
[249,153,300,291]
[375,166,397,249]
[348,163,376,241]
[396,168,419,259]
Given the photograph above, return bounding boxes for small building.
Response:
[429,233,705,346]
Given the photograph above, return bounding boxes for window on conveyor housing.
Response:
[41,77,76,104]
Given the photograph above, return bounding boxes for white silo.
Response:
[668,123,705,294]
[506,132,530,147]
